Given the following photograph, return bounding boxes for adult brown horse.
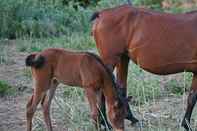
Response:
[91,4,197,131]
[25,48,130,131]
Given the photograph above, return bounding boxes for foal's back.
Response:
[32,48,106,87]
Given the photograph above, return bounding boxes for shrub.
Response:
[0,0,93,39]
[62,0,100,7]
[134,0,164,10]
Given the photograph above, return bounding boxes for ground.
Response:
[0,41,196,131]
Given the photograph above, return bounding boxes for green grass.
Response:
[127,64,161,105]
[126,63,193,104]
[0,80,15,96]
[0,44,13,65]
[16,33,95,52]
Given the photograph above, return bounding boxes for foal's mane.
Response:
[85,52,118,91]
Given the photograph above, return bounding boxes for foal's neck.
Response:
[103,78,121,107]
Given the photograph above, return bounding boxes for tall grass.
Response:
[16,33,95,52]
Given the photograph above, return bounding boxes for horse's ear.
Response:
[127,0,132,5]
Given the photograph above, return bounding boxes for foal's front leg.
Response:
[26,88,46,131]
[85,88,102,130]
[182,74,197,131]
[100,94,113,130]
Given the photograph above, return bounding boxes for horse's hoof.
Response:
[127,116,139,125]
[131,118,139,125]
[181,120,192,131]
[131,120,145,128]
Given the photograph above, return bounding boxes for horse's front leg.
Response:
[116,55,139,124]
[182,74,197,131]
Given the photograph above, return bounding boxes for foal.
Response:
[25,48,127,131]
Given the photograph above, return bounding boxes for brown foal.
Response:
[91,4,197,131]
[25,48,128,131]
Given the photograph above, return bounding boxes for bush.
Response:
[0,0,93,39]
[0,0,194,39]
[134,0,164,10]
[62,0,100,7]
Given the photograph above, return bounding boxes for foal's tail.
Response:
[25,53,45,69]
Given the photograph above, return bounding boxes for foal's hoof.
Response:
[181,120,192,131]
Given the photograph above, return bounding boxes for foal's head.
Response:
[108,88,133,131]
[106,73,133,130]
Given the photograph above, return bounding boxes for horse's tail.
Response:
[90,11,99,22]
[25,53,45,69]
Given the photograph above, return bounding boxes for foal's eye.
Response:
[114,101,124,109]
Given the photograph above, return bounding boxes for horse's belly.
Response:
[137,62,186,75]
[128,47,197,75]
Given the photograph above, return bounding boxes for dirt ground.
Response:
[0,42,196,131]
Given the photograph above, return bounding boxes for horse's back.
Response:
[128,9,197,74]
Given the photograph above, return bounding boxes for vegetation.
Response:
[0,80,14,96]
[1,0,195,39]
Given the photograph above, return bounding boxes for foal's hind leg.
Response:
[182,74,197,131]
[116,55,138,124]
[26,87,47,131]
[26,70,51,131]
[41,80,58,131]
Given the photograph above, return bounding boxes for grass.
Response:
[0,43,13,65]
[23,68,32,79]
[0,80,15,96]
[16,33,95,53]
[32,87,96,131]
[127,63,193,104]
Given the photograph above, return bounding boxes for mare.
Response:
[91,4,197,131]
[25,48,130,131]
